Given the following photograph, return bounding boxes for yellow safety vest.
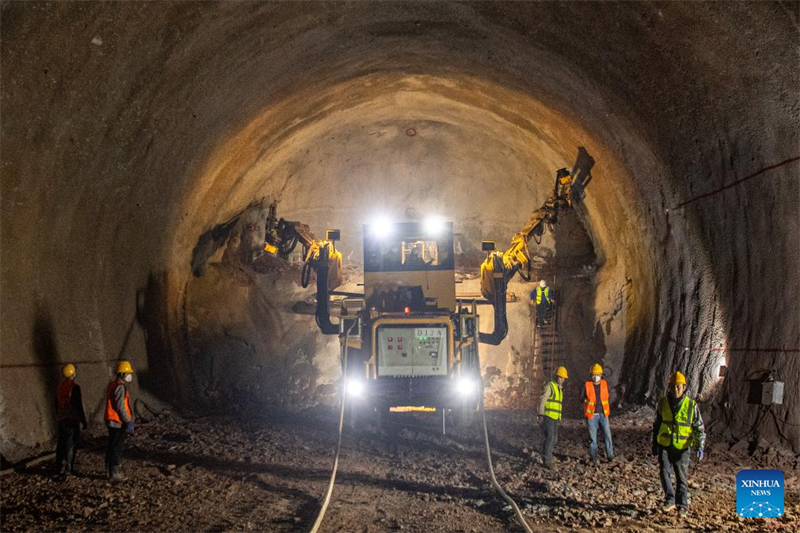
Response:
[543,381,563,420]
[656,396,696,450]
[535,286,551,305]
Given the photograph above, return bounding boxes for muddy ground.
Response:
[2,408,798,532]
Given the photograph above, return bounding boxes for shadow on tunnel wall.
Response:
[569,146,594,202]
[191,214,240,277]
[32,300,61,431]
[135,271,193,408]
[549,204,603,417]
[190,199,267,277]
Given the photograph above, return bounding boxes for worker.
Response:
[583,363,614,463]
[54,364,88,479]
[538,365,568,469]
[652,371,705,516]
[404,247,427,268]
[530,279,553,326]
[382,245,402,269]
[105,361,135,481]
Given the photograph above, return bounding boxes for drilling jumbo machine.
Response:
[265,168,576,425]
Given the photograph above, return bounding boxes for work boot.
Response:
[661,501,676,512]
[678,507,689,517]
[55,460,69,480]
[109,466,126,482]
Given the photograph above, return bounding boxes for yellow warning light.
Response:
[389,406,437,413]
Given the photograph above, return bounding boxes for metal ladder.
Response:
[531,293,562,388]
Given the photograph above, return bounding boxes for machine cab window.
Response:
[364,222,455,272]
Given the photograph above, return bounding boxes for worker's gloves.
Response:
[125,421,135,435]
[696,448,704,462]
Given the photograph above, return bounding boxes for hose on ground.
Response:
[309,315,359,533]
[475,340,533,533]
[477,375,533,533]
[310,310,530,533]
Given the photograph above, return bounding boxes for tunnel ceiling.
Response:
[184,73,639,262]
[1,1,798,458]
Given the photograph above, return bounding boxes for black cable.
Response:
[768,407,793,443]
[280,235,299,257]
[301,259,313,288]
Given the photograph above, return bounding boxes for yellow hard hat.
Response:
[62,364,76,378]
[556,366,569,379]
[116,360,134,374]
[590,364,603,375]
[670,371,686,385]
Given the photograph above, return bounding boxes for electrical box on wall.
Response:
[761,381,784,405]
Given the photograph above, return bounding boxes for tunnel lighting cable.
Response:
[309,315,360,533]
[476,356,534,533]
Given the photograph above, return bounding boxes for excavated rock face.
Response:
[1,1,797,460]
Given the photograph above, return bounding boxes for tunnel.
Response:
[1,1,798,531]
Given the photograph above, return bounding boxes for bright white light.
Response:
[346,379,364,397]
[423,215,446,236]
[455,377,476,397]
[370,216,394,238]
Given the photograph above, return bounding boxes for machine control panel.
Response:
[377,326,448,377]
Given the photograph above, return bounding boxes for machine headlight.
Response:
[370,216,394,238]
[455,377,477,397]
[422,215,446,236]
[346,379,365,397]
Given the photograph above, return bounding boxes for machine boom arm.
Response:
[265,202,343,335]
[479,168,575,345]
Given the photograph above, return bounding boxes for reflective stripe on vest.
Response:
[543,381,563,420]
[104,381,131,424]
[583,379,610,419]
[535,286,551,305]
[656,396,695,450]
[56,379,76,422]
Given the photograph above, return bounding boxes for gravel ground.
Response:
[2,407,798,532]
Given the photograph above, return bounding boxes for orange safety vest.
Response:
[104,380,132,424]
[56,379,76,422]
[584,379,610,419]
